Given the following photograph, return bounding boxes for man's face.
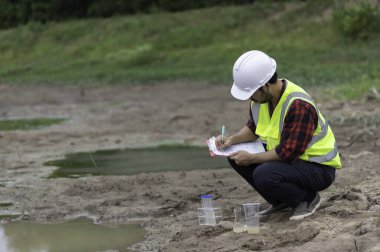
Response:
[250,85,272,103]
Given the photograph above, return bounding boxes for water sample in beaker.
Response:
[233,206,246,233]
[243,203,260,234]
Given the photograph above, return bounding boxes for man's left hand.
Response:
[229,151,256,166]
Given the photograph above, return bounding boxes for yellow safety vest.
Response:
[250,80,342,169]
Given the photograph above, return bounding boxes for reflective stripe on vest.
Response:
[309,143,339,163]
[250,92,338,163]
[279,92,327,148]
[251,102,260,126]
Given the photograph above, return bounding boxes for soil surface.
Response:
[0,83,380,252]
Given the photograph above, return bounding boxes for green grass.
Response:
[0,1,379,100]
[0,118,66,131]
[325,78,380,102]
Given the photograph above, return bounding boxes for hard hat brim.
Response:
[231,82,258,101]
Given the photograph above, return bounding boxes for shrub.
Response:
[333,1,380,40]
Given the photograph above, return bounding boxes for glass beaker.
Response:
[233,206,246,233]
[242,203,260,234]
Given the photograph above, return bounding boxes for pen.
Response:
[221,125,225,144]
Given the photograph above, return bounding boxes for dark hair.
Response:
[268,72,277,84]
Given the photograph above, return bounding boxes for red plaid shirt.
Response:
[246,88,318,164]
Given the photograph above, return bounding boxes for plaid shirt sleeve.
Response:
[275,99,318,163]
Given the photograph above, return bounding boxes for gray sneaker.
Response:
[258,203,292,216]
[289,193,321,221]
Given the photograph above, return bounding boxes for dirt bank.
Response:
[0,83,379,251]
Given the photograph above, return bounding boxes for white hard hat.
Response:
[231,50,277,100]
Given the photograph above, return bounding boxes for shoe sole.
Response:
[259,207,292,216]
[289,199,322,221]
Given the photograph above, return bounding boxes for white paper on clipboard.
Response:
[207,136,265,157]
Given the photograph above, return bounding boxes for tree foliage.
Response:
[0,0,255,29]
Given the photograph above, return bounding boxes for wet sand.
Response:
[0,83,379,251]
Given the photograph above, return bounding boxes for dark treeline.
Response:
[0,0,255,29]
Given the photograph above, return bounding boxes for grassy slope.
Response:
[0,1,379,99]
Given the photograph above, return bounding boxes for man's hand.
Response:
[215,135,233,150]
[229,151,256,166]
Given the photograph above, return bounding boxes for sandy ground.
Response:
[0,83,379,251]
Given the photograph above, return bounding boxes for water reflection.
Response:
[0,217,144,252]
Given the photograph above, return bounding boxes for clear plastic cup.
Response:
[201,195,213,209]
[242,203,260,234]
[198,195,222,226]
[198,208,222,225]
[233,206,246,233]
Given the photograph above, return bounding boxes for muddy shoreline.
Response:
[0,83,380,251]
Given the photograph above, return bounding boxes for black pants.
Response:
[228,159,336,208]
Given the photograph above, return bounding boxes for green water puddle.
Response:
[45,145,228,178]
[0,217,144,252]
[0,203,19,221]
[0,203,13,208]
[0,215,20,220]
[0,118,66,131]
